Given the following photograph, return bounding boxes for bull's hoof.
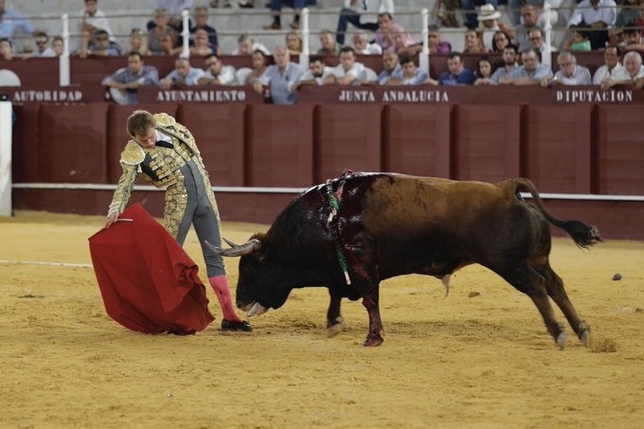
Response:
[556,330,568,350]
[326,316,344,337]
[576,321,591,347]
[364,334,384,347]
[580,329,591,347]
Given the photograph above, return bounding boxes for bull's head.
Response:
[206,236,290,317]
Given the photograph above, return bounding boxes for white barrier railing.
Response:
[0,102,12,217]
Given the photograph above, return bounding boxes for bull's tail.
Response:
[510,178,603,249]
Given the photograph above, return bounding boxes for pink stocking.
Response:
[208,275,242,322]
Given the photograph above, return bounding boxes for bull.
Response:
[209,172,601,348]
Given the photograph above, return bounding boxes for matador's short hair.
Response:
[126,110,156,138]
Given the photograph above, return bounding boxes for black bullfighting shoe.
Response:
[221,320,253,332]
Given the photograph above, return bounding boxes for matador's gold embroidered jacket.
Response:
[108,113,220,238]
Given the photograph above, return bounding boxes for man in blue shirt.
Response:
[377,51,402,85]
[0,0,35,41]
[499,49,553,86]
[102,51,160,105]
[439,52,476,86]
[159,57,205,89]
[254,45,305,105]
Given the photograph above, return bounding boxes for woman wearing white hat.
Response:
[460,0,498,28]
[477,4,514,52]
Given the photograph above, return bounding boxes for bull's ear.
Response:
[205,238,261,257]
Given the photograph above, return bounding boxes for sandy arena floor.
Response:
[1,210,643,429]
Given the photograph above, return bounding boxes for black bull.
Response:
[209,172,602,347]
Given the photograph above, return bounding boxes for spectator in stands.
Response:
[386,54,434,85]
[388,26,416,54]
[600,50,644,88]
[0,0,36,42]
[615,0,641,29]
[150,0,194,31]
[477,4,515,52]
[323,46,365,85]
[253,45,305,104]
[563,23,593,51]
[567,0,617,51]
[159,56,205,89]
[463,28,487,53]
[528,28,557,56]
[374,13,412,53]
[197,53,236,85]
[79,0,116,50]
[492,30,513,53]
[377,51,402,85]
[232,33,270,55]
[102,51,160,105]
[542,51,592,86]
[499,49,552,85]
[293,55,333,87]
[623,26,644,50]
[128,29,150,56]
[514,4,541,52]
[336,0,395,46]
[592,45,623,84]
[263,0,317,31]
[52,36,65,56]
[406,25,451,56]
[318,29,340,55]
[460,0,500,29]
[490,43,519,84]
[439,52,476,85]
[240,49,268,85]
[180,6,219,55]
[157,34,177,55]
[148,8,179,55]
[26,31,56,58]
[80,29,121,58]
[473,56,495,85]
[0,37,15,60]
[352,30,382,55]
[189,29,214,56]
[286,29,303,56]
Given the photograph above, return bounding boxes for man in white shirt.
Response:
[592,45,624,84]
[541,51,591,86]
[336,0,394,46]
[294,56,334,87]
[567,0,617,50]
[197,54,236,85]
[323,46,365,85]
[79,0,116,49]
[601,50,644,89]
[352,30,382,55]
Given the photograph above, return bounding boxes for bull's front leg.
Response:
[361,282,384,347]
[326,291,344,337]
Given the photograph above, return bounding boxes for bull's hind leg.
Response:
[538,263,591,347]
[501,263,570,349]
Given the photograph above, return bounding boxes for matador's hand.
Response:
[106,209,120,227]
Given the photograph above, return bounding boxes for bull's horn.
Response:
[204,238,262,257]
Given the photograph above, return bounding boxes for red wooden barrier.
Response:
[246,104,315,187]
[595,105,644,195]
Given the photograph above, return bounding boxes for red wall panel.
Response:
[38,103,110,183]
[246,104,315,187]
[316,104,383,183]
[176,104,245,186]
[595,105,644,195]
[453,105,522,182]
[11,104,41,182]
[383,104,453,178]
[524,104,593,193]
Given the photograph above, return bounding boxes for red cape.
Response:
[88,204,214,334]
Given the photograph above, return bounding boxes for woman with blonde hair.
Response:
[286,29,303,56]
